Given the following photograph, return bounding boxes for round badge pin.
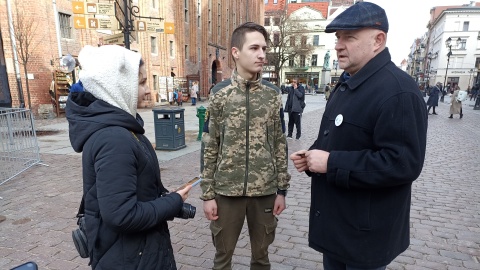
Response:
[335,114,343,126]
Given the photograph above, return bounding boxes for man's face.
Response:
[334,28,381,75]
[233,31,267,76]
[292,80,298,88]
[138,64,150,102]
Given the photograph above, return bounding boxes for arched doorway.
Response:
[211,61,217,84]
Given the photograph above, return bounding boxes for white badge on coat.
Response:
[335,114,343,126]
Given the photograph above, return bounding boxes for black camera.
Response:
[176,203,196,219]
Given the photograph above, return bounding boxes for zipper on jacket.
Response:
[243,82,251,196]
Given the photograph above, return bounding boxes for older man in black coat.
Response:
[290,2,428,270]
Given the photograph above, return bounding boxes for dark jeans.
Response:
[287,112,302,139]
[323,255,387,270]
[427,105,436,113]
[191,97,196,105]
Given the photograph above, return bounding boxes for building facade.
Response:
[264,0,349,91]
[0,0,263,116]
[423,2,480,91]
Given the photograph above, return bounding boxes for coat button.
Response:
[324,130,329,136]
[139,252,142,256]
[315,210,320,217]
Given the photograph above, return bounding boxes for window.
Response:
[463,21,469,32]
[300,55,306,67]
[459,39,466,50]
[265,17,270,26]
[185,45,188,59]
[198,47,201,62]
[169,40,174,57]
[301,36,307,46]
[58,13,71,39]
[265,0,268,3]
[290,36,295,46]
[152,0,156,8]
[273,17,280,25]
[313,35,319,46]
[153,75,158,90]
[311,55,317,66]
[289,55,295,67]
[151,36,158,54]
[185,0,189,23]
[274,0,278,3]
[197,0,201,27]
[208,0,212,31]
[273,33,279,46]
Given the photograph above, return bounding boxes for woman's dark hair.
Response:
[230,22,268,51]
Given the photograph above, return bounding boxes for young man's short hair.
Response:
[231,22,268,51]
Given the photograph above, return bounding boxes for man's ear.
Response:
[374,31,387,50]
[232,47,240,60]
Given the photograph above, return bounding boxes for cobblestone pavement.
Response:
[0,95,479,269]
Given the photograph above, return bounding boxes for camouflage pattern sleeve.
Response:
[274,93,291,190]
[200,93,222,200]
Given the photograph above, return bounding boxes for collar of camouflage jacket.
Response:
[230,70,262,91]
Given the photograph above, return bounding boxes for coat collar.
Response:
[339,48,391,91]
[231,69,262,90]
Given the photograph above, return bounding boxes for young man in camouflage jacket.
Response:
[201,22,291,270]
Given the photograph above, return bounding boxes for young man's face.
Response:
[233,31,267,77]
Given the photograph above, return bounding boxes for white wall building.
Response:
[426,4,480,91]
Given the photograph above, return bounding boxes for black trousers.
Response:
[323,255,387,270]
[287,112,302,139]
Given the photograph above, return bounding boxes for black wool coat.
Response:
[67,92,184,270]
[307,48,428,268]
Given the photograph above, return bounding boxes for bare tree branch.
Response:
[12,0,41,109]
[266,7,316,86]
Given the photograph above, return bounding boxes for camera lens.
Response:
[178,203,196,219]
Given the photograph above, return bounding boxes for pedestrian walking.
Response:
[470,84,478,101]
[427,82,441,115]
[449,89,464,119]
[285,78,305,140]
[200,22,290,270]
[66,45,192,270]
[190,81,198,105]
[289,2,428,269]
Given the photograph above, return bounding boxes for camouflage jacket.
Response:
[200,71,290,200]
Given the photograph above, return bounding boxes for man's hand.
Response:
[273,195,286,216]
[290,150,308,172]
[305,150,330,173]
[203,199,219,221]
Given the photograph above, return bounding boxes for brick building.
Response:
[0,0,264,116]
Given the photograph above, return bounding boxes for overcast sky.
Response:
[367,0,466,66]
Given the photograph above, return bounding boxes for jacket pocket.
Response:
[357,192,371,231]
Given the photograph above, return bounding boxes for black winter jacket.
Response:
[308,48,428,268]
[284,84,305,113]
[66,92,183,270]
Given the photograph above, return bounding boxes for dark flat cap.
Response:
[325,1,388,33]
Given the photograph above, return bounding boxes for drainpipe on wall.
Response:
[6,0,25,107]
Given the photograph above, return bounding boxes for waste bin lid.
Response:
[152,106,185,113]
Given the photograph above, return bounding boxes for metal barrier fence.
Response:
[0,107,42,185]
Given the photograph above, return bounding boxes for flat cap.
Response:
[325,1,388,33]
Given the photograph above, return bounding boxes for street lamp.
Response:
[441,37,461,102]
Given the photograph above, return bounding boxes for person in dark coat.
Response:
[427,82,441,115]
[66,45,192,270]
[284,78,305,140]
[290,2,428,269]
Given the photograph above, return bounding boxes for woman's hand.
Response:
[176,185,192,202]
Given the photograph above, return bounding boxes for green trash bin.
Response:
[152,107,186,150]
